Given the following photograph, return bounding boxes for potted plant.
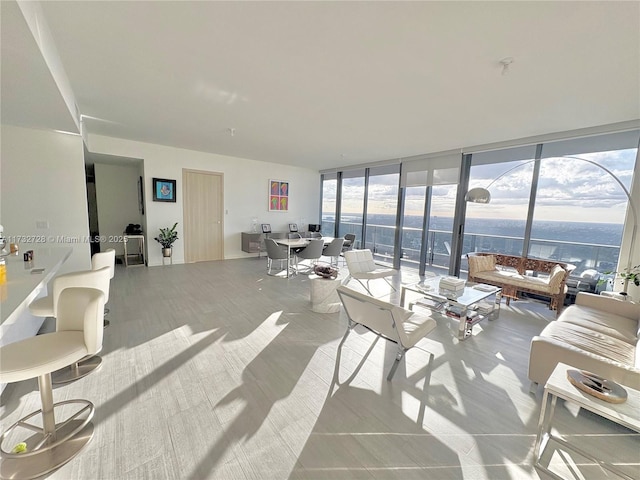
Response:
[600,264,640,298]
[154,222,179,257]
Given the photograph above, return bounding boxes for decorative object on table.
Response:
[289,223,298,232]
[152,178,177,202]
[269,179,289,211]
[439,276,466,292]
[313,264,338,279]
[251,217,258,233]
[566,369,628,404]
[125,223,143,235]
[154,222,179,257]
[261,223,271,234]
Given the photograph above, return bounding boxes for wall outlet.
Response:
[36,220,49,229]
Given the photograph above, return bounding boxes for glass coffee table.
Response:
[400,276,502,341]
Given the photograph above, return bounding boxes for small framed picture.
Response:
[261,224,272,233]
[152,178,176,202]
[289,223,298,232]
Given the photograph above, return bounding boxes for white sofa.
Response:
[528,293,640,390]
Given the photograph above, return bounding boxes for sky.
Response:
[323,148,638,225]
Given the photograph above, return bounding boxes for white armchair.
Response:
[336,285,437,380]
[343,249,398,295]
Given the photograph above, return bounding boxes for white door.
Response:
[182,169,224,262]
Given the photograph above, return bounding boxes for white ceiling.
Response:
[3,1,640,171]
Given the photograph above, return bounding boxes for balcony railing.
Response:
[322,219,622,280]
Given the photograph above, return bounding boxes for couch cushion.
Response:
[468,255,496,275]
[473,270,553,293]
[558,304,638,344]
[542,321,636,366]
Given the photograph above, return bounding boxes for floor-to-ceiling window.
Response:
[321,129,638,291]
[459,131,639,300]
[400,185,426,268]
[365,165,399,265]
[338,169,366,247]
[463,146,537,267]
[399,153,461,275]
[530,133,638,294]
[320,173,337,235]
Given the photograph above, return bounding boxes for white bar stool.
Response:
[28,266,111,384]
[91,249,115,326]
[0,288,105,479]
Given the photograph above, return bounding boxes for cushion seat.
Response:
[0,331,88,384]
[557,304,638,344]
[541,320,636,366]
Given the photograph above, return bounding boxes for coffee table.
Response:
[534,362,640,480]
[400,277,501,341]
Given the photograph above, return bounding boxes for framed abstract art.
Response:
[152,178,176,202]
[269,180,289,211]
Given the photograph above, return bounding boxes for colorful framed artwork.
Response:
[269,180,289,211]
[152,178,177,202]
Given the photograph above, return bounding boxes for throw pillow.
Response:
[468,255,497,275]
[547,265,566,292]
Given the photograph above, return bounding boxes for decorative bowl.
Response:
[313,265,338,279]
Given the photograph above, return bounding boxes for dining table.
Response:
[273,236,334,278]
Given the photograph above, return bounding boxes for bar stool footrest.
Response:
[1,399,94,458]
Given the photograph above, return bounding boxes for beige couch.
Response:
[529,293,640,390]
[467,253,573,316]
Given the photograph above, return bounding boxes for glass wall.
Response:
[321,129,638,289]
[338,169,366,247]
[365,165,399,265]
[464,149,536,263]
[320,174,337,235]
[400,185,426,268]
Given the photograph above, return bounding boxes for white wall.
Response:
[94,162,143,257]
[88,134,321,267]
[0,124,91,273]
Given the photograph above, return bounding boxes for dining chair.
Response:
[322,237,345,267]
[339,233,357,265]
[287,232,305,255]
[295,238,324,273]
[264,238,291,276]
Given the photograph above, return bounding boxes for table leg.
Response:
[457,306,470,340]
[400,286,407,308]
[534,389,556,462]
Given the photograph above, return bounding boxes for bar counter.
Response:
[0,247,73,347]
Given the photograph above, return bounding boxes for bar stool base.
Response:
[52,356,102,385]
[0,422,93,480]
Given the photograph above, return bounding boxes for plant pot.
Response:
[162,248,172,258]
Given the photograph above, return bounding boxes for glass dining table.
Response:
[273,236,334,278]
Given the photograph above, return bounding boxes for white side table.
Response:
[123,235,145,267]
[309,274,342,313]
[534,362,640,480]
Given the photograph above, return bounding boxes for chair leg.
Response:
[383,277,397,292]
[354,278,373,296]
[387,346,407,381]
